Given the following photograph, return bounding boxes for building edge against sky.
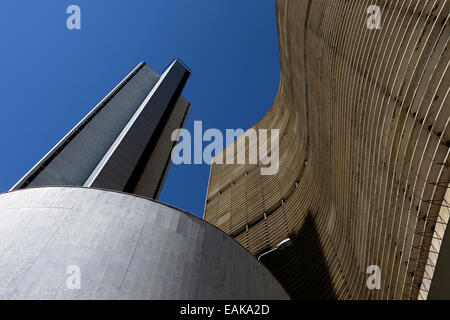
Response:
[204,0,449,300]
[0,60,290,299]
[11,59,191,201]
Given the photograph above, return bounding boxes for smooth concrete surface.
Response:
[0,187,289,300]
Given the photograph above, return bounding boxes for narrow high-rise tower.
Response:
[12,59,191,200]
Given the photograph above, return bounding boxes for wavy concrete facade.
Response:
[0,187,289,299]
[204,0,449,300]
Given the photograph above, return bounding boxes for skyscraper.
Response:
[0,60,289,300]
[204,0,449,300]
[11,60,191,200]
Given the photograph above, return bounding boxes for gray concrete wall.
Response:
[0,187,289,300]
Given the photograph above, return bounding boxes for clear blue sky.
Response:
[0,0,280,217]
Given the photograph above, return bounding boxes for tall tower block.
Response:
[12,60,191,199]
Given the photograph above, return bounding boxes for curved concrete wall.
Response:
[205,0,449,300]
[0,187,289,300]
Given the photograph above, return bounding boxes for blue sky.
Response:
[0,0,280,217]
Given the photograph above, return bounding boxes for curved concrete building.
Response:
[0,187,289,300]
[204,1,449,300]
